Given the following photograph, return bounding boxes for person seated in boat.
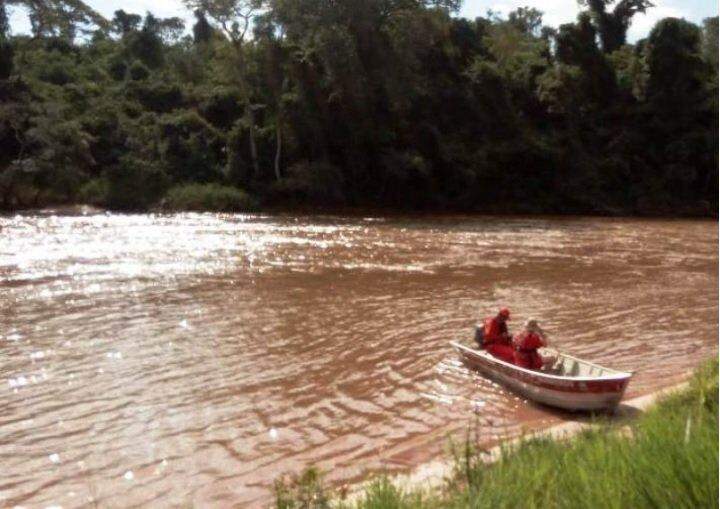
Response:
[480,307,515,363]
[513,319,554,370]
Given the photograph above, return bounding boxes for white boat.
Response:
[451,341,633,411]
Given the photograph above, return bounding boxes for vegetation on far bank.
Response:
[0,1,718,215]
[275,359,719,508]
[163,183,258,212]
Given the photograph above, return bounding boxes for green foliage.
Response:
[274,467,331,509]
[127,80,185,113]
[1,2,717,214]
[484,19,548,89]
[466,61,518,138]
[508,7,544,36]
[192,10,213,45]
[199,87,244,130]
[0,1,8,39]
[646,18,705,108]
[37,60,73,85]
[555,13,617,105]
[377,150,432,207]
[0,40,13,79]
[126,14,166,69]
[14,0,108,39]
[129,60,150,81]
[537,64,584,114]
[158,110,224,182]
[0,102,94,208]
[105,156,169,210]
[225,119,252,187]
[111,9,141,38]
[163,183,257,211]
[355,478,429,509]
[702,17,718,72]
[107,55,127,81]
[608,45,647,99]
[445,369,717,509]
[78,177,109,205]
[579,0,654,54]
[270,160,346,205]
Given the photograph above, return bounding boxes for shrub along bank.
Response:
[275,360,719,508]
[163,183,258,212]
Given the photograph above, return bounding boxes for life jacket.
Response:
[514,331,544,352]
[483,316,510,346]
[513,331,545,369]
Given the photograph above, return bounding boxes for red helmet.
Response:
[499,308,511,319]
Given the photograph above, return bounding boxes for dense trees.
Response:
[0,0,717,214]
[580,0,654,53]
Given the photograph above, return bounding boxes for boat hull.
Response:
[452,342,631,412]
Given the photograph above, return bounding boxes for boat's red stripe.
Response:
[462,354,628,394]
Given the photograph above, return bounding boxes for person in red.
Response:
[481,307,515,363]
[513,319,550,370]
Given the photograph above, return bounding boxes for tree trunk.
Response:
[0,183,8,210]
[274,120,282,181]
[246,106,260,180]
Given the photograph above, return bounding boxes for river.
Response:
[0,212,716,507]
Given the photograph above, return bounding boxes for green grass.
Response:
[162,183,258,212]
[275,360,718,509]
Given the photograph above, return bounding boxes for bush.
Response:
[158,110,225,183]
[274,467,331,509]
[129,60,150,81]
[108,56,127,81]
[78,178,109,206]
[225,119,252,187]
[199,87,244,130]
[163,183,258,212]
[127,81,184,113]
[270,160,346,205]
[105,156,170,210]
[38,61,73,86]
[377,149,432,207]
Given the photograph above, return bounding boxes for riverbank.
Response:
[2,198,717,219]
[274,359,718,508]
[1,178,717,219]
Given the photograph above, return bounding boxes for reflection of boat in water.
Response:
[450,341,633,412]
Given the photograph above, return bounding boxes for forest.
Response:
[0,0,717,215]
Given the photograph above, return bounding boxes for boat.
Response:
[450,340,633,412]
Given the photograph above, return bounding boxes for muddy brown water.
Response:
[0,212,717,507]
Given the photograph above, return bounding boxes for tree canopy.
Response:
[0,1,717,215]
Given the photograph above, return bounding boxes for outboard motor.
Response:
[474,323,484,348]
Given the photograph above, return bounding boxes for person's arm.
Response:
[538,331,548,348]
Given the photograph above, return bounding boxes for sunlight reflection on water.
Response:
[0,212,716,507]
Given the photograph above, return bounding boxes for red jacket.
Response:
[483,316,510,346]
[513,331,545,370]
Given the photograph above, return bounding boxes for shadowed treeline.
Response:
[0,0,717,215]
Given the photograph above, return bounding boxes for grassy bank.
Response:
[275,360,718,508]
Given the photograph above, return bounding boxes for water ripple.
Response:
[0,213,716,507]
